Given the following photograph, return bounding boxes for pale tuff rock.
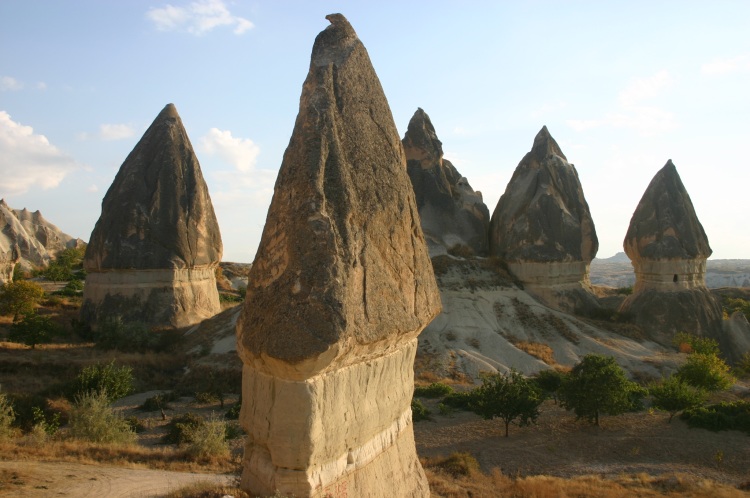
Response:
[619,161,723,345]
[81,103,223,328]
[489,126,599,312]
[0,198,80,278]
[403,108,490,256]
[722,311,750,365]
[237,14,439,497]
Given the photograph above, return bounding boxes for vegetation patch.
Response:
[680,401,750,434]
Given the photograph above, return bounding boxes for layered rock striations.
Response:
[489,126,599,312]
[81,103,223,328]
[403,108,490,256]
[236,14,440,497]
[619,160,722,345]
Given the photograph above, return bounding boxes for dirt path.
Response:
[0,461,234,497]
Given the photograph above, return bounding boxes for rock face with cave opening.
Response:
[488,126,599,312]
[619,160,722,345]
[236,14,439,498]
[81,103,223,329]
[402,108,490,257]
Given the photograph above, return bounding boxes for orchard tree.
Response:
[8,312,60,348]
[532,368,564,404]
[675,353,734,392]
[470,369,543,437]
[559,354,644,426]
[650,376,707,422]
[0,280,45,320]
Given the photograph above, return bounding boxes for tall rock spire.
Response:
[237,14,438,498]
[489,126,599,312]
[81,103,223,328]
[619,160,722,345]
[403,108,490,256]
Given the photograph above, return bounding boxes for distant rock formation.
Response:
[402,108,490,256]
[236,14,439,498]
[489,126,599,312]
[81,103,223,329]
[619,160,723,345]
[722,311,750,365]
[0,199,80,282]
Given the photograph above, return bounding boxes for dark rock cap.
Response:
[489,126,598,262]
[624,160,711,261]
[238,15,440,365]
[85,103,222,270]
[403,108,490,256]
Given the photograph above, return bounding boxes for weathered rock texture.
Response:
[0,199,81,281]
[236,14,440,498]
[619,160,723,345]
[489,126,599,312]
[403,108,490,257]
[81,103,222,328]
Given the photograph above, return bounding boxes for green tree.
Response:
[68,360,134,402]
[559,354,643,426]
[8,312,60,348]
[649,376,708,423]
[0,280,45,320]
[41,262,73,282]
[675,353,735,392]
[470,369,543,437]
[672,332,720,355]
[532,368,564,404]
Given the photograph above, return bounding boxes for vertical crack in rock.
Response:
[619,160,723,346]
[237,14,439,498]
[81,103,223,328]
[489,126,599,312]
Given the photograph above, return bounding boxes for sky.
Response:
[1,1,749,263]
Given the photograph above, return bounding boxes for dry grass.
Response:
[0,438,237,473]
[513,340,556,365]
[165,481,250,498]
[423,456,749,497]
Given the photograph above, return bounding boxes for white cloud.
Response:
[36,82,47,90]
[0,111,78,195]
[701,54,750,75]
[87,184,99,193]
[567,70,677,136]
[147,0,254,36]
[200,128,259,172]
[618,70,673,107]
[99,123,135,141]
[0,76,23,92]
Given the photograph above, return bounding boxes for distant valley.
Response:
[590,253,750,289]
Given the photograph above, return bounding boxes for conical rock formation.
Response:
[81,103,222,328]
[236,14,439,498]
[619,161,722,345]
[403,108,489,256]
[489,126,599,312]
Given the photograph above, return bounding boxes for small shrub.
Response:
[616,286,633,295]
[185,414,230,459]
[680,401,750,434]
[224,421,244,440]
[95,316,155,353]
[411,398,432,422]
[68,390,136,444]
[194,391,221,404]
[442,390,475,411]
[124,415,146,433]
[0,280,45,319]
[430,452,480,477]
[0,393,15,440]
[414,382,454,399]
[650,376,707,422]
[225,400,241,420]
[68,360,134,402]
[163,412,206,444]
[675,352,734,392]
[140,391,178,412]
[672,332,721,356]
[54,279,84,296]
[31,405,60,436]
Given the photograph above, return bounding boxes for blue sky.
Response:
[1,1,748,262]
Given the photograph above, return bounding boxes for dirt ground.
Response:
[0,461,233,497]
[414,398,750,486]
